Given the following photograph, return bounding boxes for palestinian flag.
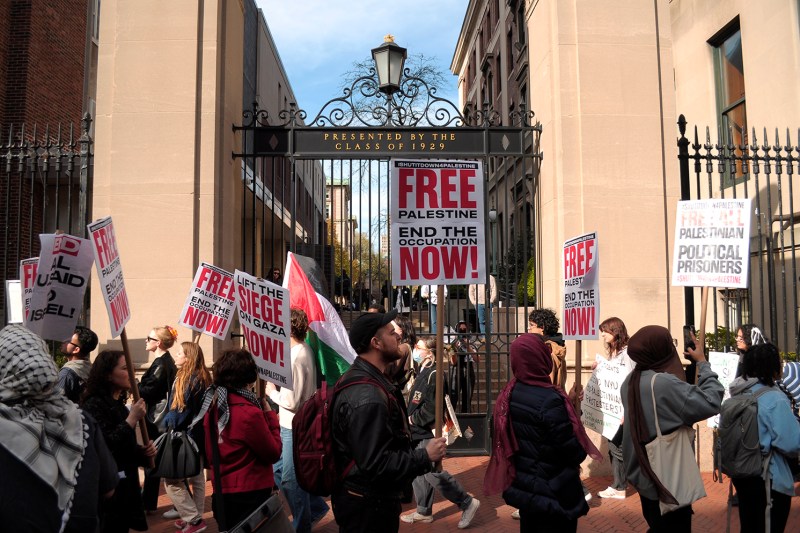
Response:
[283,252,357,385]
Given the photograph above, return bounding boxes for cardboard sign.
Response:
[19,257,38,321]
[234,270,292,389]
[390,159,486,285]
[707,351,740,428]
[672,199,752,288]
[581,354,633,439]
[179,262,236,340]
[563,232,599,339]
[87,217,130,338]
[25,234,94,341]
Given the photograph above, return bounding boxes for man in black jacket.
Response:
[402,338,480,528]
[57,326,98,403]
[331,310,447,533]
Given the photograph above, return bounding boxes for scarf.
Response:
[625,325,687,505]
[61,359,92,382]
[485,334,602,495]
[191,384,260,442]
[0,325,86,532]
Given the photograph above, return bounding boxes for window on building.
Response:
[711,23,747,184]
[92,0,101,41]
[517,2,526,45]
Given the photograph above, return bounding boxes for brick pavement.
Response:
[148,455,799,532]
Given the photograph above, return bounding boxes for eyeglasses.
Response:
[146,336,158,343]
[67,341,80,349]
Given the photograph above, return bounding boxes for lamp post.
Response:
[488,206,498,276]
[371,34,407,95]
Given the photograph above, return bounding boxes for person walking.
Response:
[485,334,603,532]
[0,325,119,533]
[596,317,634,500]
[82,350,158,532]
[331,310,447,532]
[727,343,800,533]
[139,325,179,514]
[200,349,282,530]
[57,325,98,403]
[161,342,212,533]
[266,309,330,532]
[622,325,724,532]
[401,338,481,528]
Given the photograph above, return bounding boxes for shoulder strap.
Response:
[649,373,662,437]
[207,395,227,531]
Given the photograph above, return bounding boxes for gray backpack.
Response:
[717,385,774,478]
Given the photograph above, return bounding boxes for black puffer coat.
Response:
[502,382,589,520]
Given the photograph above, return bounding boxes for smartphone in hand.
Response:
[683,325,697,361]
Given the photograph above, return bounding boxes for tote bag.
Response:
[153,429,201,479]
[644,373,706,515]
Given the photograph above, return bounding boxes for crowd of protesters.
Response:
[2,303,800,533]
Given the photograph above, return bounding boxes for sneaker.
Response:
[598,487,627,500]
[511,509,520,520]
[163,508,180,520]
[174,520,187,530]
[457,498,480,529]
[582,484,592,502]
[400,511,434,524]
[182,520,207,533]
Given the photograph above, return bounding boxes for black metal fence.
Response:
[0,114,93,324]
[678,114,800,356]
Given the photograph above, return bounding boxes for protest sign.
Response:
[234,270,292,389]
[707,351,739,428]
[563,232,599,339]
[390,159,486,285]
[87,217,130,338]
[581,354,632,439]
[25,234,94,341]
[672,199,752,288]
[19,257,38,321]
[179,262,236,340]
[5,280,22,323]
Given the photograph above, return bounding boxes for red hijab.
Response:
[485,334,602,495]
[626,325,687,505]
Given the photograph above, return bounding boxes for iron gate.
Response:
[678,114,800,358]
[0,114,94,325]
[234,71,542,454]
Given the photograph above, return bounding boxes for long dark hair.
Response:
[82,350,126,404]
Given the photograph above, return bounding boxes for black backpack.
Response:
[717,385,775,479]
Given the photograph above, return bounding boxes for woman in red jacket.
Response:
[201,349,281,529]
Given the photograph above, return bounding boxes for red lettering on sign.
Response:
[398,169,414,209]
[440,169,458,208]
[92,225,120,269]
[564,240,594,278]
[110,289,129,331]
[398,246,478,281]
[564,307,595,336]
[416,168,438,208]
[53,235,82,256]
[237,286,284,326]
[22,262,37,288]
[242,324,285,367]
[198,267,234,299]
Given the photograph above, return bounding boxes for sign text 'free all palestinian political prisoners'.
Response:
[672,199,752,288]
[234,270,292,389]
[563,232,600,340]
[390,159,486,285]
[25,234,94,341]
[88,217,131,338]
[179,263,236,341]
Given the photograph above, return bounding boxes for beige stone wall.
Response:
[527,0,685,364]
[92,0,244,366]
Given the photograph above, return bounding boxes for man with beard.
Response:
[57,326,98,404]
[331,310,447,532]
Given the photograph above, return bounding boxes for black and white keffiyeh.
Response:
[0,324,86,532]
[190,384,260,442]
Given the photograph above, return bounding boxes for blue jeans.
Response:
[430,303,438,333]
[476,304,489,334]
[273,426,329,532]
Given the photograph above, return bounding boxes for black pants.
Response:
[518,509,577,533]
[731,476,792,533]
[639,496,692,532]
[331,486,401,533]
[211,488,272,531]
[449,362,476,413]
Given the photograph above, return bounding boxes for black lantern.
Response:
[371,34,407,95]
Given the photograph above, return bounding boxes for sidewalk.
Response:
[149,455,799,532]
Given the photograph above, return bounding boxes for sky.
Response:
[256,0,466,118]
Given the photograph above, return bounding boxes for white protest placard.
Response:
[390,159,486,285]
[25,234,94,341]
[234,270,292,389]
[19,257,38,321]
[581,354,632,439]
[87,217,130,338]
[5,280,22,323]
[563,232,600,340]
[707,351,740,428]
[672,199,752,288]
[179,262,236,340]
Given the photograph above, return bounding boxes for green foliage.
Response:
[516,257,536,305]
[498,237,533,286]
[704,326,736,351]
[781,351,798,362]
